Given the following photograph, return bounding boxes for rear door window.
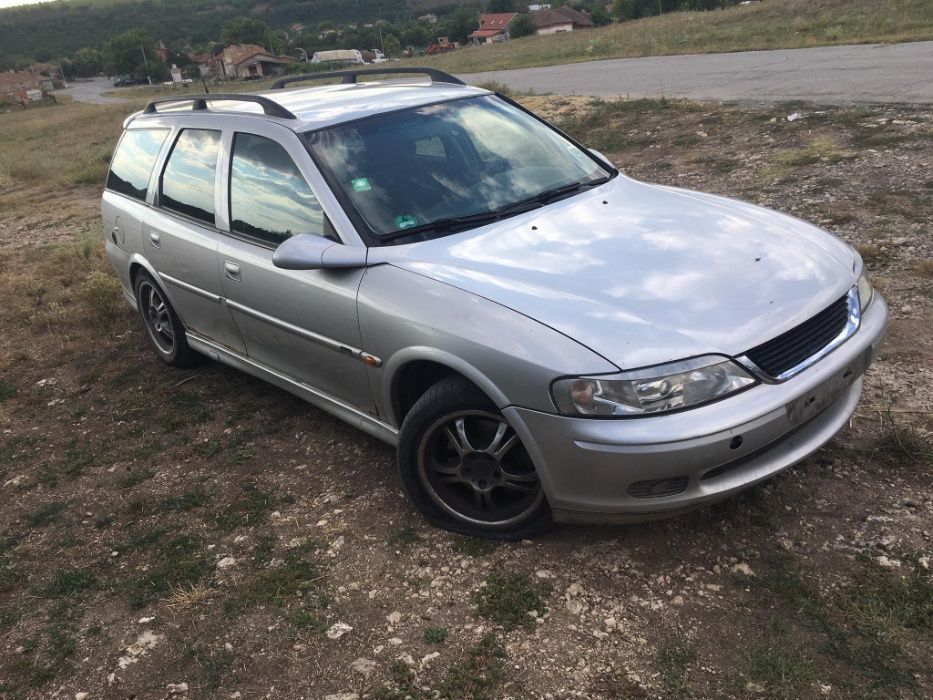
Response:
[228,132,325,246]
[106,128,170,200]
[160,129,221,225]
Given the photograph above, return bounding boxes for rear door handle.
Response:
[149,231,161,248]
[223,261,241,281]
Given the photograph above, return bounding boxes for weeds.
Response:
[42,569,97,598]
[657,639,697,696]
[212,484,273,531]
[378,634,505,700]
[128,534,210,609]
[0,378,16,401]
[424,626,448,644]
[753,553,920,695]
[474,572,550,631]
[25,501,68,527]
[745,644,817,699]
[452,536,498,557]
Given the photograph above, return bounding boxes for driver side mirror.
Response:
[272,234,368,270]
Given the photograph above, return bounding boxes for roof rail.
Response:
[271,67,465,90]
[142,93,296,120]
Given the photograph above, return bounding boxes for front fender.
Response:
[358,265,618,425]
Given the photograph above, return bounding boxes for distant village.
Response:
[0,2,605,107]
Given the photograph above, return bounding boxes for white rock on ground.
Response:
[350,658,376,677]
[216,557,237,570]
[116,630,164,670]
[326,622,353,640]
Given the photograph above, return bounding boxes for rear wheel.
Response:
[398,377,552,540]
[134,271,198,367]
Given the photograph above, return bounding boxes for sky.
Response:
[0,0,57,8]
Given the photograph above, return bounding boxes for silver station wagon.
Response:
[102,68,888,539]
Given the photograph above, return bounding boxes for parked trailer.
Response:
[310,49,364,65]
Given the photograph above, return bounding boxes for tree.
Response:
[383,33,401,57]
[612,0,636,20]
[509,13,536,38]
[66,47,102,77]
[221,16,270,47]
[103,29,157,80]
[401,23,430,48]
[590,6,613,26]
[443,6,480,44]
[486,0,517,11]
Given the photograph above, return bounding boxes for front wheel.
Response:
[398,377,552,540]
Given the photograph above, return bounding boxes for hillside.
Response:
[418,0,933,74]
[0,0,465,67]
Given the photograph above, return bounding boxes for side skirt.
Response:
[186,331,399,447]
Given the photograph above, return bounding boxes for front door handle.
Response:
[223,261,241,281]
[149,231,161,248]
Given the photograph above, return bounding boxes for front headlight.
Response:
[857,272,873,312]
[552,356,757,417]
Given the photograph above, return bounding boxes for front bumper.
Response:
[504,293,888,524]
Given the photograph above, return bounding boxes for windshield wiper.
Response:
[534,176,611,205]
[379,199,546,243]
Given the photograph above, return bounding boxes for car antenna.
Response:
[201,77,210,95]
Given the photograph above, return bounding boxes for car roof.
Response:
[131,79,491,133]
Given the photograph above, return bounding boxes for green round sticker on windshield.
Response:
[394,214,417,230]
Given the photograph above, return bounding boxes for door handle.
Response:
[223,261,241,281]
[149,231,161,248]
[111,226,120,244]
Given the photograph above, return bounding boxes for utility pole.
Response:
[140,43,152,85]
[377,22,385,55]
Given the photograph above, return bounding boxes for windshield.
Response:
[304,95,612,243]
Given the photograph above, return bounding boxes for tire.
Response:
[133,270,198,367]
[398,376,552,540]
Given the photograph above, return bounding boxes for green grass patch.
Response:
[25,501,68,527]
[378,633,505,700]
[753,553,921,695]
[474,572,550,631]
[423,626,448,644]
[42,569,97,598]
[159,488,210,513]
[657,638,697,696]
[223,547,326,620]
[0,378,17,401]
[128,534,210,609]
[451,536,498,558]
[745,643,817,699]
[212,484,273,531]
[389,523,421,550]
[115,468,156,489]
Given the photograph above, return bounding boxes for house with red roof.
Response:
[531,6,594,35]
[469,13,518,44]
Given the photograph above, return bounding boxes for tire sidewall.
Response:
[134,271,190,366]
[397,377,552,540]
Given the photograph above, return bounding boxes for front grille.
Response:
[745,295,849,377]
[627,476,689,499]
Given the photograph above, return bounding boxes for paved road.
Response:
[459,41,933,105]
[58,77,125,104]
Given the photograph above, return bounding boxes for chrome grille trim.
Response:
[737,287,860,383]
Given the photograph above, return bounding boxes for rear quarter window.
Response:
[106,128,170,200]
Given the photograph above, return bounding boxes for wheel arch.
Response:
[128,254,183,318]
[385,348,511,428]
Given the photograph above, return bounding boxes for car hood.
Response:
[374,177,857,370]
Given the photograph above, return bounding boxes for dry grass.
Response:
[0,99,143,188]
[416,0,933,74]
